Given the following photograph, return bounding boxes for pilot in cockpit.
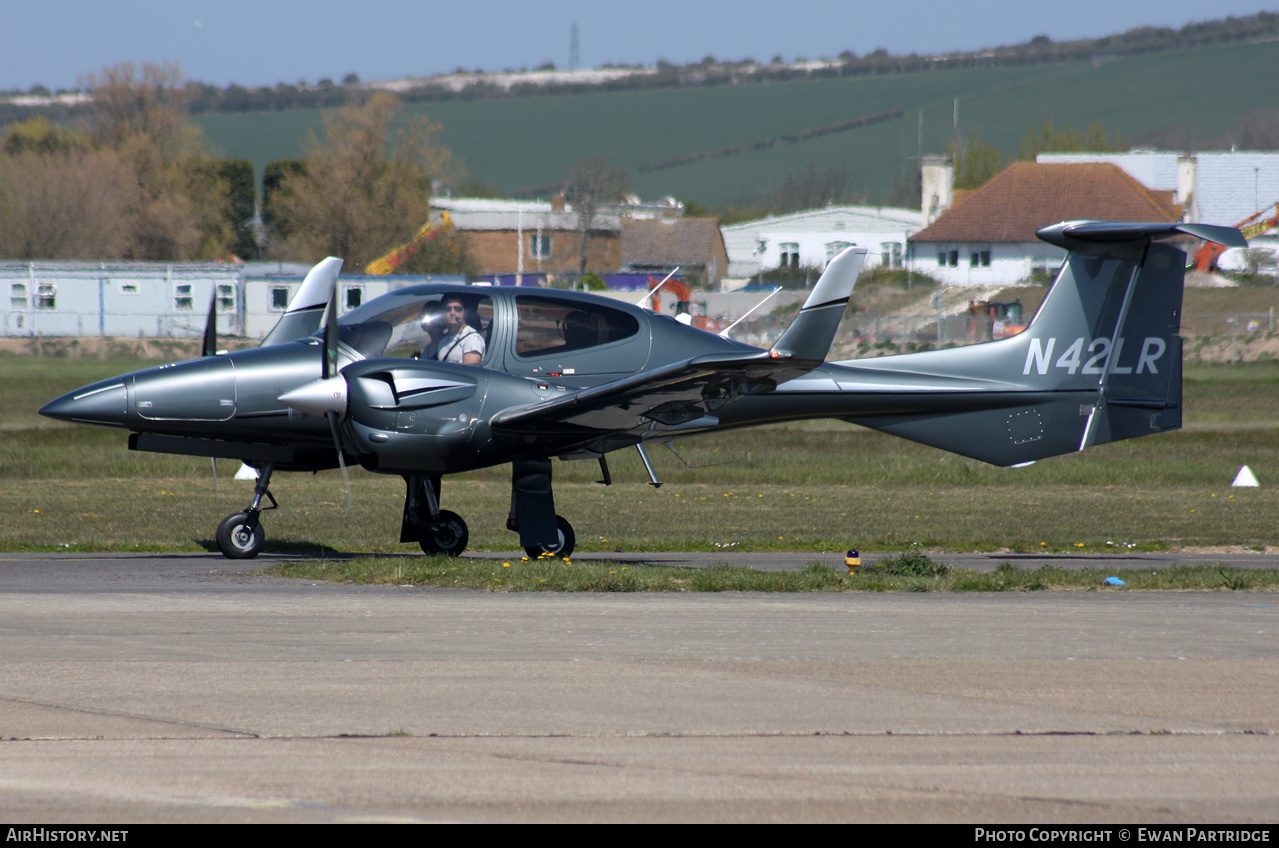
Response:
[418,295,484,365]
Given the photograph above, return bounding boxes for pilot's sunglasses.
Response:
[444,305,466,312]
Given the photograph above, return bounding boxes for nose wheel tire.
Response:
[418,510,469,557]
[523,515,575,560]
[216,513,265,559]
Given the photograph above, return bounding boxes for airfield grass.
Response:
[4,353,1279,560]
[266,557,1279,593]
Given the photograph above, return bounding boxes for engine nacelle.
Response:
[338,358,551,474]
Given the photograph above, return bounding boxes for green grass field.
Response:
[265,556,1279,593]
[4,353,1277,556]
[193,40,1279,205]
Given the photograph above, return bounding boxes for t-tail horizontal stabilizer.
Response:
[771,247,866,361]
[837,220,1244,466]
[260,257,344,347]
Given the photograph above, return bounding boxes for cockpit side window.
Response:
[514,296,639,358]
[335,291,493,363]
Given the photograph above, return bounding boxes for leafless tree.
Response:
[561,156,629,274]
[0,149,134,258]
[0,63,232,260]
[772,163,862,210]
[81,63,200,159]
[78,62,231,259]
[271,93,459,267]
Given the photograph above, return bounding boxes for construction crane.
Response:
[365,212,454,276]
[1193,203,1275,272]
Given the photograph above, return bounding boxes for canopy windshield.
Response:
[322,289,494,361]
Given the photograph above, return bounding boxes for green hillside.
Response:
[193,39,1279,208]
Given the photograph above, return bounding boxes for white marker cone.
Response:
[1232,465,1260,487]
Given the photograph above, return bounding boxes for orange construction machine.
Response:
[1193,204,1276,272]
[646,276,726,333]
[968,299,1026,340]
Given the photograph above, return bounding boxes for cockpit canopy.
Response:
[321,286,645,369]
[330,288,495,361]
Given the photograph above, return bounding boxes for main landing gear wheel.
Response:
[418,510,469,557]
[524,515,575,560]
[216,512,265,559]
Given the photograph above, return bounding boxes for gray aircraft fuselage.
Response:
[43,222,1242,558]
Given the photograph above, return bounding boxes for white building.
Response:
[1037,150,1279,227]
[721,206,922,284]
[1,262,243,337]
[0,260,467,340]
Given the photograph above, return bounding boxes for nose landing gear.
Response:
[215,463,277,559]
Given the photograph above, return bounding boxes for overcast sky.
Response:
[4,1,1273,92]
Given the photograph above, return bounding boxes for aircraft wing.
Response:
[491,351,821,436]
[492,246,865,440]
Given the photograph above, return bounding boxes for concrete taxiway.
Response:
[0,552,1276,823]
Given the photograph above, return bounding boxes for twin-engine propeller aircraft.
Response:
[42,220,1244,559]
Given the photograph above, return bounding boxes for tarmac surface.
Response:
[1,551,1277,823]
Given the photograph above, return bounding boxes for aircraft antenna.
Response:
[636,267,680,307]
[719,286,782,338]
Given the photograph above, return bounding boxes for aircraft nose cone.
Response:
[40,381,128,425]
[279,376,348,419]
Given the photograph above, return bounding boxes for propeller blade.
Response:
[202,289,218,357]
[326,411,352,512]
[323,289,339,380]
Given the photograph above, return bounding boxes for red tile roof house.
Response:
[910,161,1182,286]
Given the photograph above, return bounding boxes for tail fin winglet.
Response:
[771,246,866,361]
[1037,220,1248,252]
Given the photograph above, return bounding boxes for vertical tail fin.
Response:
[260,257,344,347]
[840,221,1244,465]
[1023,221,1242,451]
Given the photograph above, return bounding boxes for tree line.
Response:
[0,64,473,271]
[0,63,630,276]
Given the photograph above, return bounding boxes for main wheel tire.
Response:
[523,515,575,560]
[418,510,469,557]
[216,512,265,559]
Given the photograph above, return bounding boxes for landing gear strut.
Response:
[508,458,575,559]
[398,463,578,560]
[216,462,276,559]
[401,475,469,557]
